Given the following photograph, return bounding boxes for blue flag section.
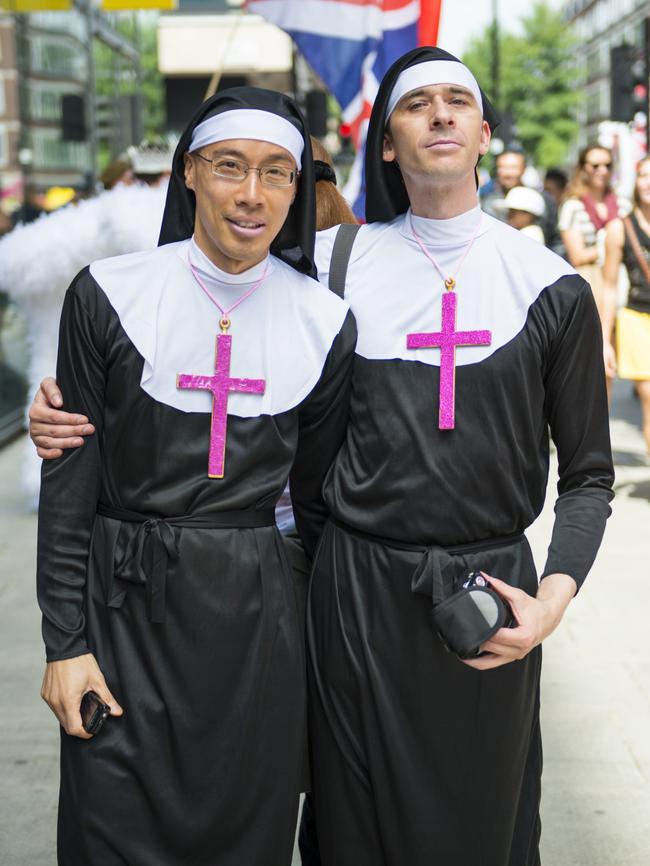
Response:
[247,1,442,219]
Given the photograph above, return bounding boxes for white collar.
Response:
[188,236,273,286]
[400,205,489,249]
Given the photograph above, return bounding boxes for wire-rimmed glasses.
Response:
[194,154,297,187]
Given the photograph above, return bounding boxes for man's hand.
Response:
[603,342,617,379]
[41,654,123,739]
[29,377,95,459]
[462,572,576,671]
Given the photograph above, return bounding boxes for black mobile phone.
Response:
[80,691,111,735]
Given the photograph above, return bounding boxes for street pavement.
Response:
[1,379,649,865]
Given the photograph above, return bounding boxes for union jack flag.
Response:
[246,1,443,217]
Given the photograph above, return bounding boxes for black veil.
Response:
[158,86,316,276]
[364,47,500,224]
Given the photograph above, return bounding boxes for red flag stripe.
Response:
[418,0,442,46]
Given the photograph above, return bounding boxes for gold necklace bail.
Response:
[219,316,231,333]
[444,277,456,291]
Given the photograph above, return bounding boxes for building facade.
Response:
[0,16,20,211]
[14,7,91,189]
[0,1,142,203]
[158,0,295,134]
[564,0,650,146]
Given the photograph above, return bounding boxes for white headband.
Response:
[188,109,304,170]
[386,60,483,120]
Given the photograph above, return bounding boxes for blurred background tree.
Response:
[94,13,166,171]
[463,0,581,168]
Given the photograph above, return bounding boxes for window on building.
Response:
[26,84,70,122]
[586,47,601,80]
[30,128,89,171]
[586,90,602,123]
[30,36,86,79]
[31,11,87,42]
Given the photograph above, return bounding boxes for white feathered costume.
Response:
[0,183,167,505]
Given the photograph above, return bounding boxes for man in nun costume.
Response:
[306,47,614,865]
[29,48,614,866]
[35,86,356,865]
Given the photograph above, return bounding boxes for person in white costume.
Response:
[0,158,170,505]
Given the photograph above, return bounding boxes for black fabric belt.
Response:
[97,504,276,623]
[329,517,524,605]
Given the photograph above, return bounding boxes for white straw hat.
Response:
[496,186,546,218]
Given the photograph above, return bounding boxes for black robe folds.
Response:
[36,239,356,866]
[308,208,614,866]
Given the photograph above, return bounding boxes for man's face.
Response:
[184,138,297,274]
[495,153,526,193]
[507,208,534,230]
[382,84,490,189]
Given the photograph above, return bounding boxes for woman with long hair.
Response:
[559,144,625,315]
[311,137,357,230]
[602,157,650,455]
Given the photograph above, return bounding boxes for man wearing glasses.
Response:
[33,87,355,866]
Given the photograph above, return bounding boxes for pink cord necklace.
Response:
[187,248,270,332]
[406,211,492,430]
[176,246,268,479]
[409,210,484,291]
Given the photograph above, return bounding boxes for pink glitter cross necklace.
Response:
[176,248,269,478]
[406,211,492,430]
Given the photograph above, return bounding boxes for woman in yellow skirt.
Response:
[603,157,650,455]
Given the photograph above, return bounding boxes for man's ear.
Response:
[289,169,299,205]
[183,152,195,191]
[478,120,491,158]
[383,132,396,164]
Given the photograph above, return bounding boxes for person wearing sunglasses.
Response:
[559,144,630,395]
[559,145,629,309]
[602,156,650,456]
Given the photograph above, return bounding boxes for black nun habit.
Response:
[307,48,613,866]
[37,86,357,865]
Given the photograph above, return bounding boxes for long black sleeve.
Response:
[542,276,615,589]
[37,270,109,661]
[290,310,357,559]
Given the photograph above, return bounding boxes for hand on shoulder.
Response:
[29,377,95,458]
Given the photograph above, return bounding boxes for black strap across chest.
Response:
[328,223,361,298]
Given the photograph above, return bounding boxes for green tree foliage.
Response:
[462,1,580,169]
[94,12,165,169]
[138,20,165,140]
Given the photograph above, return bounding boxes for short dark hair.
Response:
[495,149,527,166]
[544,167,568,188]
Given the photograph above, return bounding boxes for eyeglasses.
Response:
[194,154,297,187]
[585,161,612,171]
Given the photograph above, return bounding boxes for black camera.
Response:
[432,571,515,659]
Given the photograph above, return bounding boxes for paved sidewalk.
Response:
[1,379,649,865]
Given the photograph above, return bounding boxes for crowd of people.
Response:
[479,143,650,455]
